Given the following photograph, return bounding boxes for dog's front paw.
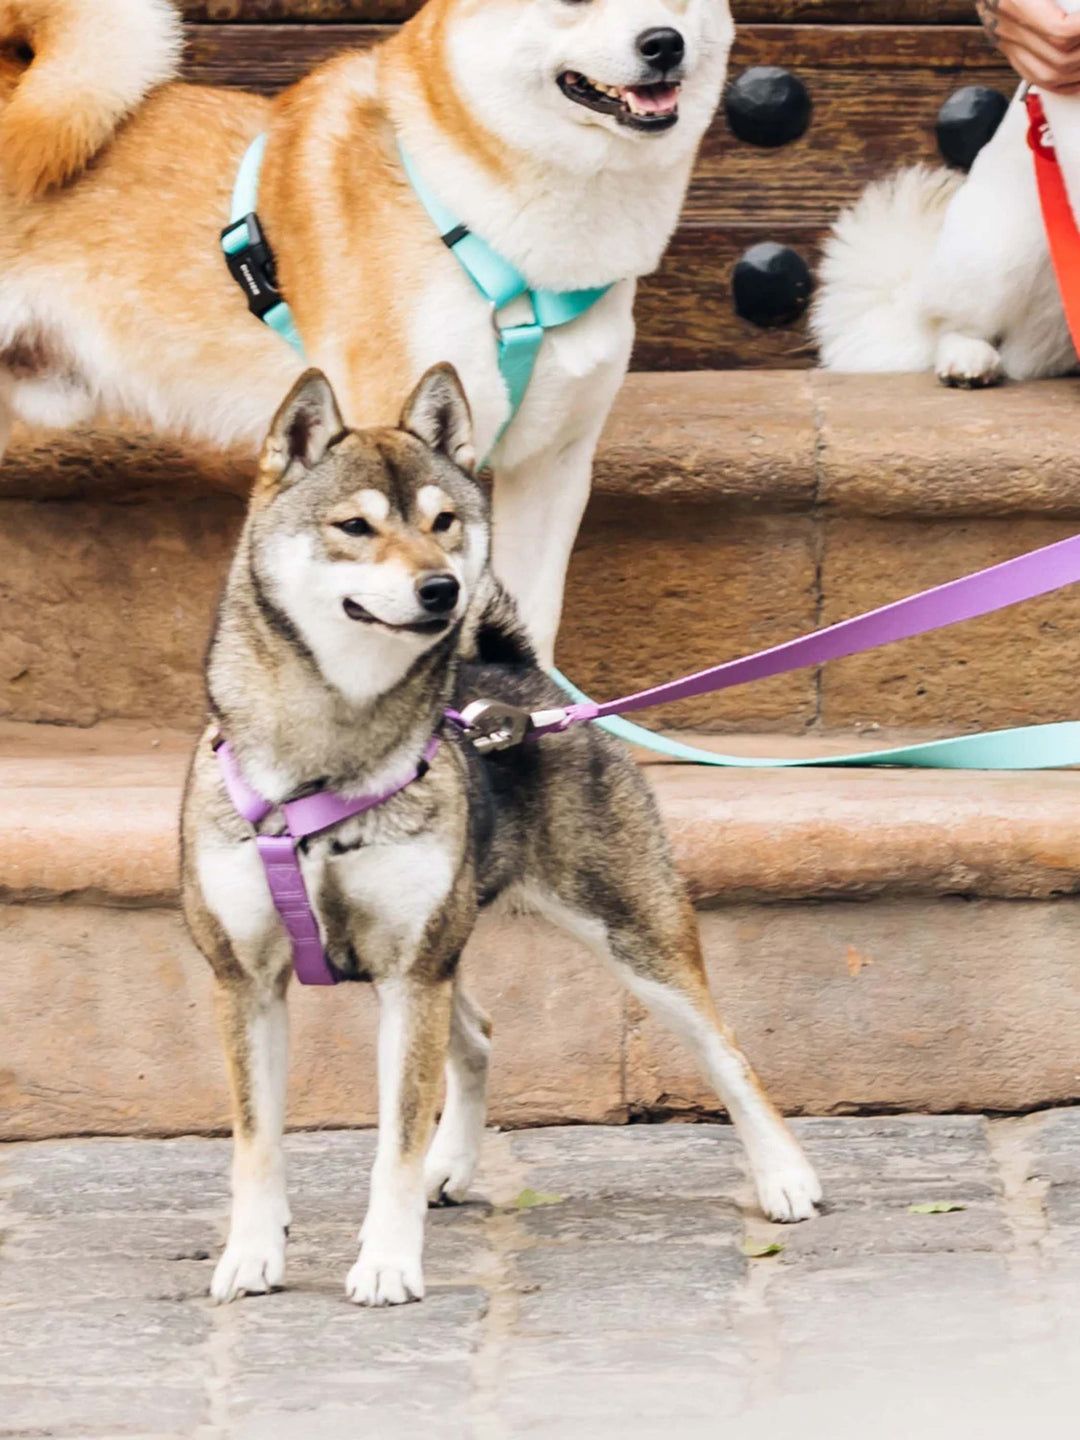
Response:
[211,1228,287,1304]
[755,1153,823,1224]
[424,1143,479,1206]
[346,1251,425,1307]
[935,333,1003,389]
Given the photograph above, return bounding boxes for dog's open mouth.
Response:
[343,598,451,635]
[557,72,681,131]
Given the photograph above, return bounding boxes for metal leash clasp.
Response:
[458,699,533,754]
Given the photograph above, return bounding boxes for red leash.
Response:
[1027,90,1080,349]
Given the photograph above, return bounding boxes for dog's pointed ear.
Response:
[260,370,346,486]
[400,364,476,474]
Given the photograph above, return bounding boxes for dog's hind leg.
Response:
[616,939,822,1223]
[210,975,292,1303]
[347,972,454,1306]
[925,98,1064,385]
[935,332,1004,389]
[543,883,821,1223]
[424,976,492,1206]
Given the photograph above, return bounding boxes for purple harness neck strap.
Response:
[215,734,440,987]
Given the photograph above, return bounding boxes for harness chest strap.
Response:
[220,135,306,355]
[215,735,440,986]
[396,149,612,441]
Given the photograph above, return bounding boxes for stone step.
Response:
[4,720,1080,1141]
[4,373,1080,734]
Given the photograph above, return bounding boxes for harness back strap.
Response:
[220,135,307,357]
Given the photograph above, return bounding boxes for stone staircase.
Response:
[4,3,1080,1140]
[5,373,1080,1140]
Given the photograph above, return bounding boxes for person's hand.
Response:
[977,0,1080,93]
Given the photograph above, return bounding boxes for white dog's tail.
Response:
[0,0,182,201]
[810,165,964,371]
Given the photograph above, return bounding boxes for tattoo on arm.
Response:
[977,0,1002,39]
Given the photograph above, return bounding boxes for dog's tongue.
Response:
[622,83,680,116]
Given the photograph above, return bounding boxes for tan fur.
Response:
[0,83,286,432]
[394,976,454,1158]
[384,0,514,184]
[214,982,258,1140]
[0,0,734,664]
[0,0,181,199]
[0,47,427,435]
[0,0,670,428]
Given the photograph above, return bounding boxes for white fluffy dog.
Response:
[812,11,1080,386]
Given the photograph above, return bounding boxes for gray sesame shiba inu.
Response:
[181,364,822,1309]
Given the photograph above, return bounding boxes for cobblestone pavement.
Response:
[4,1113,1080,1439]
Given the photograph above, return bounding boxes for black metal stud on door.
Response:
[725,67,813,148]
[732,243,813,328]
[935,86,1009,171]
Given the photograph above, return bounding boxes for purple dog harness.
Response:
[216,531,1080,986]
[214,735,440,986]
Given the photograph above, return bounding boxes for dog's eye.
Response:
[432,512,457,533]
[335,518,374,538]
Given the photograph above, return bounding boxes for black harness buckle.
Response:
[221,212,282,322]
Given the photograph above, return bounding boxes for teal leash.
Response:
[551,670,1080,770]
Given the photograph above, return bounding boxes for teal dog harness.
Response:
[399,150,611,442]
[221,135,610,443]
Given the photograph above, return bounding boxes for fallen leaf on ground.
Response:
[845,946,874,977]
[744,1239,785,1258]
[511,1189,564,1210]
[908,1202,966,1215]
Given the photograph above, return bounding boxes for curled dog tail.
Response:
[810,165,964,372]
[0,0,182,200]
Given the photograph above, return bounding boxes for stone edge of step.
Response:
[6,373,1080,517]
[3,725,1080,907]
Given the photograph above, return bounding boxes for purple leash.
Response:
[534,532,1080,736]
[215,735,439,986]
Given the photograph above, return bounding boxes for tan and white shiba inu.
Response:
[0,0,733,660]
[811,14,1080,389]
[181,365,822,1308]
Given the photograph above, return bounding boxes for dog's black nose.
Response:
[417,573,460,615]
[637,26,685,72]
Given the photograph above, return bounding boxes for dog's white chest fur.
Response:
[313,831,457,965]
[195,821,457,981]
